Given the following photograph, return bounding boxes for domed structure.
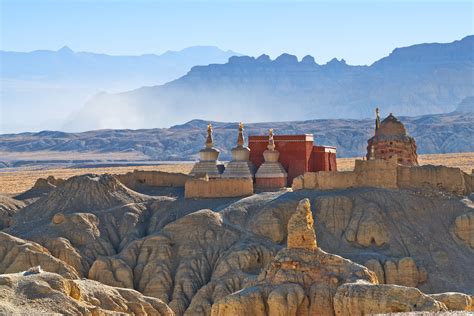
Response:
[190,124,222,177]
[255,129,288,189]
[366,109,418,166]
[222,122,255,178]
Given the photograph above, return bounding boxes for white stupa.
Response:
[255,128,288,188]
[223,122,255,178]
[190,123,222,177]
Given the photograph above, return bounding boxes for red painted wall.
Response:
[312,146,337,172]
[248,135,337,185]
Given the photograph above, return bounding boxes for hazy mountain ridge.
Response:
[1,45,240,82]
[1,112,472,161]
[70,36,474,131]
[0,46,241,133]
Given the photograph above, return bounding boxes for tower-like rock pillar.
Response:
[288,198,317,250]
[223,122,255,178]
[190,124,222,177]
[255,128,288,189]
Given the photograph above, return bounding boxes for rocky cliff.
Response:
[71,36,474,130]
[1,173,473,314]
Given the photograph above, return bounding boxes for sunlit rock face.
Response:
[2,173,474,315]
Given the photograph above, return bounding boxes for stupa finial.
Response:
[237,122,245,146]
[375,107,381,135]
[206,123,213,148]
[267,128,275,151]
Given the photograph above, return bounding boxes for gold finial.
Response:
[206,123,213,148]
[267,128,275,151]
[237,122,245,146]
[375,107,380,135]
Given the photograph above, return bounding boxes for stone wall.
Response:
[301,171,356,190]
[464,172,474,194]
[397,165,469,195]
[185,177,253,198]
[354,159,398,189]
[116,170,191,189]
[293,159,473,195]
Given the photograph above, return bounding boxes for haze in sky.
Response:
[1,0,473,65]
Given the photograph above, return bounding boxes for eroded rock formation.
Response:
[0,195,24,229]
[1,173,473,315]
[0,232,78,278]
[453,211,474,248]
[365,257,428,287]
[211,198,449,316]
[0,270,174,315]
[334,283,445,315]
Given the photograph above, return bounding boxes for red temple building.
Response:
[248,134,337,185]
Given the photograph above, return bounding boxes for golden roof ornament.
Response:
[237,122,245,147]
[267,128,275,151]
[206,123,213,148]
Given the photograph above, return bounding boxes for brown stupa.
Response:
[366,109,418,166]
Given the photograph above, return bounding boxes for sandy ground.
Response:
[0,164,194,195]
[0,152,472,195]
[336,152,474,173]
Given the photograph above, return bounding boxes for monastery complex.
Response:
[118,109,472,198]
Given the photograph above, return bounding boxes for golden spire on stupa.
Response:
[206,123,213,148]
[237,122,245,147]
[267,128,275,151]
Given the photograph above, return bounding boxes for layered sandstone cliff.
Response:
[1,173,473,315]
[211,199,448,315]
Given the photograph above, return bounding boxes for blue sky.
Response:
[1,0,473,65]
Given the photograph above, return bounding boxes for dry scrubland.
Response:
[0,152,472,195]
[0,164,193,195]
[337,152,474,172]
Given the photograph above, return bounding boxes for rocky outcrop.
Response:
[3,176,474,315]
[312,190,473,293]
[0,271,174,315]
[0,232,78,278]
[86,208,278,315]
[88,256,134,288]
[0,195,24,229]
[2,174,162,288]
[12,174,150,220]
[430,292,473,311]
[334,283,446,315]
[287,198,317,249]
[365,257,427,287]
[211,198,450,316]
[453,211,474,248]
[14,175,64,201]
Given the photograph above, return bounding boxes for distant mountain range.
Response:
[69,36,474,131]
[0,46,241,133]
[1,111,472,162]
